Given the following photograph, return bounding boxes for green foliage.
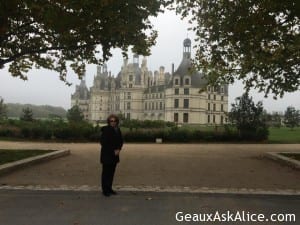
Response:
[121,119,176,129]
[3,118,300,143]
[122,127,240,143]
[228,93,269,141]
[20,107,34,121]
[0,0,166,82]
[284,106,300,130]
[175,0,300,97]
[0,118,98,141]
[67,105,84,122]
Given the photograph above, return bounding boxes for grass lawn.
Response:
[268,127,300,143]
[279,153,300,161]
[0,149,55,165]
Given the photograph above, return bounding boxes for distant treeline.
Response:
[6,103,67,119]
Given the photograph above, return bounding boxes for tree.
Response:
[0,97,7,120]
[0,0,165,83]
[67,105,84,123]
[284,106,300,130]
[228,93,268,140]
[175,0,300,97]
[20,107,34,121]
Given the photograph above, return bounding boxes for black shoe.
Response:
[102,192,111,197]
[109,190,118,195]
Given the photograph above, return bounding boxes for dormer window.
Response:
[185,78,190,85]
[175,78,179,85]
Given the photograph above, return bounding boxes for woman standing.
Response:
[100,114,123,197]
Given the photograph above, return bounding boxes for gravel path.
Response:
[0,141,299,190]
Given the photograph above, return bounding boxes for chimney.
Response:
[172,63,174,75]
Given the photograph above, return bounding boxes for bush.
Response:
[121,119,176,129]
[0,118,270,143]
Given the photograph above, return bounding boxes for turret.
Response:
[158,66,165,85]
[183,38,191,59]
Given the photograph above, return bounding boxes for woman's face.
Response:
[109,118,117,127]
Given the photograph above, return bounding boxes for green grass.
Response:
[268,127,300,143]
[0,149,55,165]
[279,153,300,161]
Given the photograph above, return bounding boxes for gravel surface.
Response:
[0,141,299,190]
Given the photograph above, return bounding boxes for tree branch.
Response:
[0,42,97,67]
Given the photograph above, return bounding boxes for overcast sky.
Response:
[0,10,299,113]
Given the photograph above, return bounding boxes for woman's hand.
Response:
[114,149,120,156]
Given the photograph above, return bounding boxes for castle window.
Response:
[174,99,179,108]
[145,103,147,110]
[221,116,224,124]
[213,115,216,123]
[152,102,154,110]
[221,104,224,112]
[208,115,210,123]
[129,75,133,81]
[185,78,190,85]
[160,93,162,98]
[208,94,210,100]
[126,113,130,120]
[184,88,189,95]
[184,99,189,108]
[127,92,131,99]
[129,84,133,88]
[156,102,158,110]
[160,102,162,110]
[175,88,179,95]
[213,104,216,111]
[221,86,224,93]
[214,95,216,100]
[183,113,189,123]
[175,78,179,85]
[208,103,210,111]
[221,96,224,101]
[127,102,131,110]
[174,113,179,122]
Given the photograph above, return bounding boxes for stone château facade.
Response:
[71,38,228,125]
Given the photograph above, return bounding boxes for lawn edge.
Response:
[0,149,70,176]
[265,152,300,170]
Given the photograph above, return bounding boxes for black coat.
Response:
[100,125,123,164]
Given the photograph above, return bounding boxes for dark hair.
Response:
[106,114,119,125]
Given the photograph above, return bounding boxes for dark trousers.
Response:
[101,163,117,193]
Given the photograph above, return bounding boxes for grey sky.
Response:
[0,10,299,113]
